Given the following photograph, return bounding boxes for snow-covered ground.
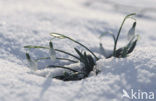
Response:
[0,0,156,101]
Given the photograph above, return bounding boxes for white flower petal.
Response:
[28,60,38,71]
[49,48,56,61]
[99,43,113,58]
[128,22,136,40]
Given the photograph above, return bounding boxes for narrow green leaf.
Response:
[84,52,87,59]
[114,48,123,57]
[74,48,83,59]
[121,47,128,57]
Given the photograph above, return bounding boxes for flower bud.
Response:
[26,53,38,71]
[128,22,136,40]
[49,41,56,61]
[99,43,113,58]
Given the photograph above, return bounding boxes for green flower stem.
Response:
[47,65,78,72]
[57,58,78,63]
[113,13,136,56]
[24,45,80,60]
[50,33,99,60]
[35,57,78,63]
[67,37,99,60]
[24,46,49,49]
[35,57,50,61]
[55,49,80,60]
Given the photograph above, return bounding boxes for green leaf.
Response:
[74,48,84,60]
[114,48,122,57]
[87,55,95,66]
[84,52,87,59]
[121,47,128,57]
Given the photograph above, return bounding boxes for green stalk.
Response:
[24,45,49,49]
[55,49,80,60]
[57,58,78,63]
[50,33,99,60]
[35,57,78,63]
[47,65,78,72]
[113,13,136,56]
[24,45,80,60]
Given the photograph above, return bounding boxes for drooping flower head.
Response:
[49,41,56,61]
[26,53,38,71]
[128,22,136,40]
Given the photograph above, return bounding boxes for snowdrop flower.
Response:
[128,22,136,40]
[26,53,38,71]
[99,43,113,58]
[49,41,56,61]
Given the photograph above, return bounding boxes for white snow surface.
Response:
[0,0,156,101]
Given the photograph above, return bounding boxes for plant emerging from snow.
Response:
[24,33,98,81]
[99,13,139,58]
[24,13,139,81]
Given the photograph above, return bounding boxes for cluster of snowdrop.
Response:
[99,13,139,58]
[24,13,139,81]
[25,33,98,81]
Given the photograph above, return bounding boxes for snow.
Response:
[0,0,156,101]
